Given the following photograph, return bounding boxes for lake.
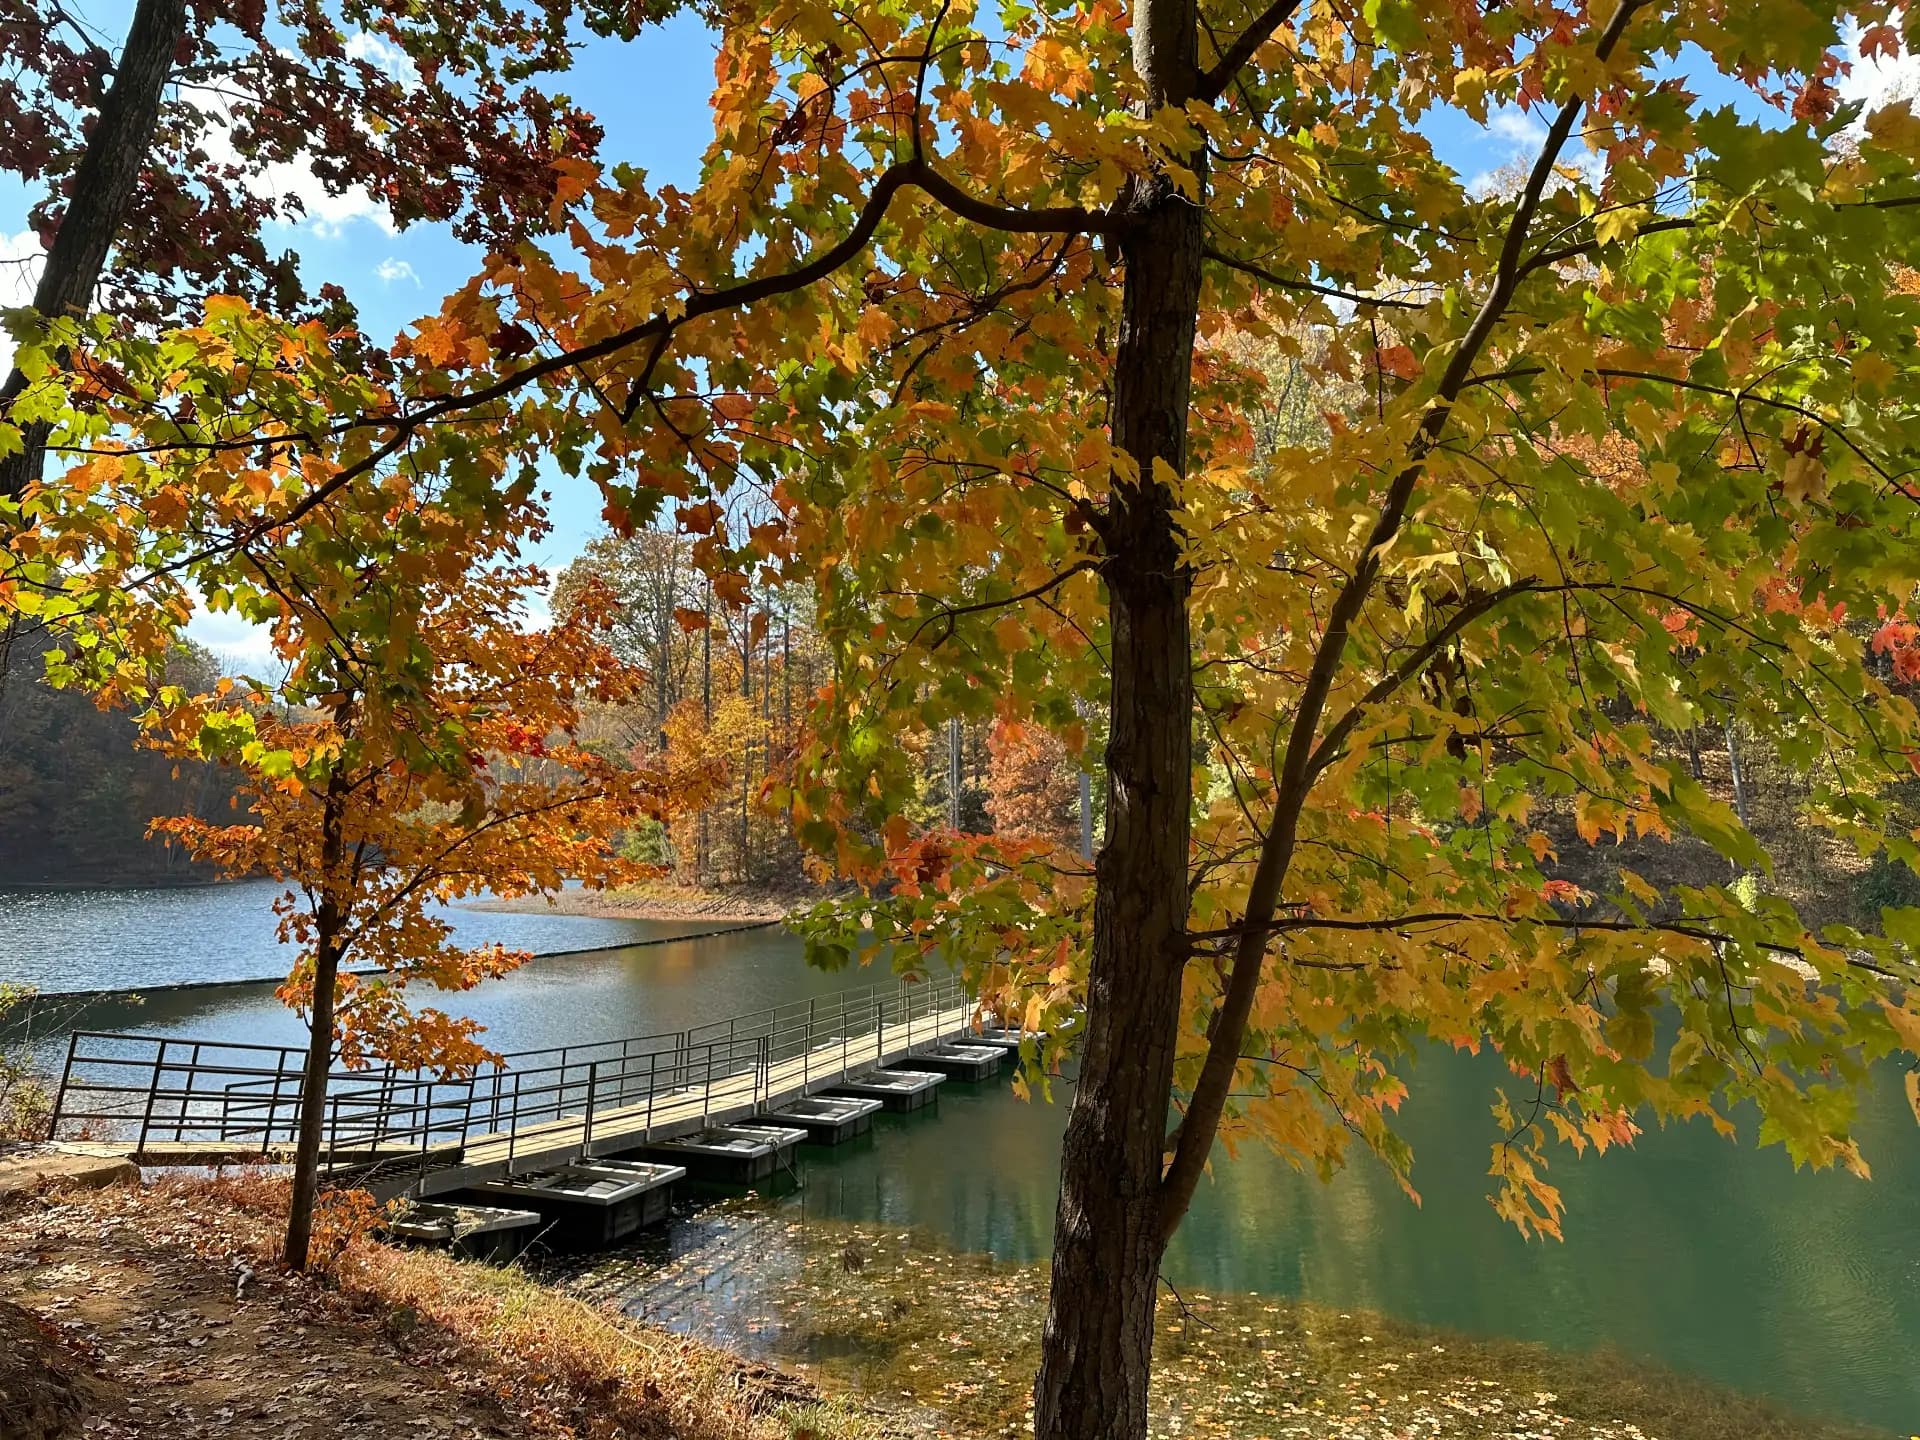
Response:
[2,881,1915,1433]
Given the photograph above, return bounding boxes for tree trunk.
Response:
[0,0,186,502]
[1724,719,1751,830]
[699,593,712,883]
[1032,14,1203,1421]
[284,769,349,1271]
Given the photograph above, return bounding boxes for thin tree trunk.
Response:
[1032,8,1203,1422]
[699,589,712,884]
[948,716,963,829]
[284,768,349,1271]
[0,0,186,502]
[1725,719,1751,830]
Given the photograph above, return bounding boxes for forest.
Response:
[0,632,237,883]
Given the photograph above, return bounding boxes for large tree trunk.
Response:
[284,771,349,1271]
[1031,0,1203,1418]
[0,0,185,502]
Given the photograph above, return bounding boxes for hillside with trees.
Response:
[0,633,237,885]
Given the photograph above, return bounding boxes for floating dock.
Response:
[384,1201,542,1263]
[638,1123,807,1183]
[758,1094,882,1144]
[966,1026,1038,1052]
[827,1067,946,1111]
[455,1161,685,1249]
[48,973,980,1197]
[574,1157,692,1221]
[908,1041,1004,1082]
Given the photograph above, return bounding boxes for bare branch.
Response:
[1200,244,1424,311]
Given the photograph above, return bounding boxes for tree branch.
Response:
[138,160,1124,579]
[1155,0,1649,1247]
[1303,578,1543,777]
[1201,244,1424,310]
[1194,0,1302,103]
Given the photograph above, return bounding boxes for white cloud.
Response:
[376,257,419,286]
[1487,107,1549,149]
[186,600,279,677]
[0,229,45,373]
[248,156,398,240]
[1466,104,1604,197]
[179,41,410,242]
[343,31,420,85]
[1839,14,1920,117]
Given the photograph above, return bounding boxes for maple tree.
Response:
[0,0,691,501]
[5,302,711,1269]
[150,567,692,1271]
[7,0,1920,1435]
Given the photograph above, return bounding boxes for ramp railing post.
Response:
[134,1041,166,1155]
[46,1030,80,1141]
[179,1042,203,1144]
[506,1073,518,1171]
[584,1061,598,1155]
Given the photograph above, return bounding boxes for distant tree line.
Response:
[558,527,1096,890]
[0,630,238,885]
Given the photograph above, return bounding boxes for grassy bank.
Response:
[0,1172,877,1440]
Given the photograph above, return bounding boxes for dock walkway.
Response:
[46,974,981,1196]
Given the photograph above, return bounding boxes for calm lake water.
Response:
[2,883,1916,1432]
[0,878,701,992]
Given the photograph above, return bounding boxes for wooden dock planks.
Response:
[408,1000,976,1194]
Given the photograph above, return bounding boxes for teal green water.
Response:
[771,1064,1920,1432]
[4,888,1916,1430]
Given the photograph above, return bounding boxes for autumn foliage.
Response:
[9,0,1920,1431]
[146,572,696,1075]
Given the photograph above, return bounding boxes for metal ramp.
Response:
[46,973,979,1196]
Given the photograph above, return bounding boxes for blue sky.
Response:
[1,5,1912,667]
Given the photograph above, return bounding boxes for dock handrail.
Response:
[46,971,977,1177]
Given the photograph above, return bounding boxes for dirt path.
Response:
[0,1190,541,1440]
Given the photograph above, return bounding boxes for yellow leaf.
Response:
[1855,351,1896,394]
[1782,451,1826,505]
[1866,99,1920,160]
[1593,206,1650,247]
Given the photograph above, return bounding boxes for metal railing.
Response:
[47,972,974,1177]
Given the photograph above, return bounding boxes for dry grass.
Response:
[19,1171,883,1440]
[332,1237,869,1440]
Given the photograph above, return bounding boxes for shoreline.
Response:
[467,884,824,925]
